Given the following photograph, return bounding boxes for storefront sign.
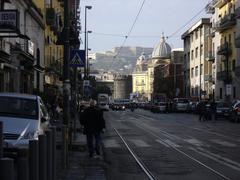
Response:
[0,10,19,32]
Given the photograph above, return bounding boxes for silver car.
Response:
[0,93,50,149]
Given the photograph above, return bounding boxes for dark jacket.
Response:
[81,106,105,134]
[197,101,206,114]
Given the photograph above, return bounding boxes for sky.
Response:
[79,0,211,53]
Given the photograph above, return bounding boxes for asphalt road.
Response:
[102,109,240,180]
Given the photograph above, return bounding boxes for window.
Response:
[232,59,236,70]
[200,64,203,75]
[195,66,198,77]
[229,34,231,43]
[200,44,203,56]
[195,47,198,58]
[191,68,194,78]
[195,30,198,39]
[191,50,194,60]
[220,88,223,99]
[200,27,203,37]
[233,87,236,99]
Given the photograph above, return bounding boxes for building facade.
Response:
[182,18,213,100]
[0,0,45,94]
[114,75,132,99]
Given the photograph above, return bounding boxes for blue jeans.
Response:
[86,133,101,156]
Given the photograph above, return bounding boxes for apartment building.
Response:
[182,18,213,99]
[0,0,45,93]
[210,0,239,101]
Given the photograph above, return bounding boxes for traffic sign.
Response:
[69,49,85,67]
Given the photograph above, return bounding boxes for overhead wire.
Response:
[108,0,147,72]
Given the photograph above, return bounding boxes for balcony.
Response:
[212,0,229,8]
[217,70,232,83]
[217,43,231,56]
[205,3,215,14]
[216,13,236,32]
[204,75,213,82]
[205,51,215,61]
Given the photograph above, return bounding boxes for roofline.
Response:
[181,18,211,39]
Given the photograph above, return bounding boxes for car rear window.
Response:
[0,97,38,119]
[178,99,189,103]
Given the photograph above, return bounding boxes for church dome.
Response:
[152,35,171,59]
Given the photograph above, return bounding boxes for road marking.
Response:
[164,139,181,148]
[103,139,121,148]
[130,139,150,147]
[190,147,240,172]
[210,139,237,147]
[155,139,170,147]
[184,138,203,147]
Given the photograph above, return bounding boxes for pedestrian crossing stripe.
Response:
[70,53,84,66]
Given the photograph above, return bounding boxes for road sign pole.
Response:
[62,0,70,169]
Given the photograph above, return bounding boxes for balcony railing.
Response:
[217,43,231,55]
[216,13,236,32]
[217,70,232,83]
[204,74,213,82]
[205,51,215,61]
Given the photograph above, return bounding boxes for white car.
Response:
[0,93,50,149]
[173,98,190,112]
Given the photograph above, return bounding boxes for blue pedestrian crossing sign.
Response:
[69,49,85,67]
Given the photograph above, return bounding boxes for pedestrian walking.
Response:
[81,100,105,157]
[210,100,217,121]
[197,101,206,122]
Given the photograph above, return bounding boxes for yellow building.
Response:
[132,53,149,101]
[213,0,238,100]
[35,0,64,95]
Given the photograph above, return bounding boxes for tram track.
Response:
[114,128,157,180]
[134,112,240,144]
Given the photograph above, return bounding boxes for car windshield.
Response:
[217,102,230,108]
[0,97,38,119]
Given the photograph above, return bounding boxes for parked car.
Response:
[173,98,190,112]
[230,100,240,122]
[0,93,50,150]
[151,102,167,113]
[215,101,231,120]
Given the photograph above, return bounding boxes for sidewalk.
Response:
[56,130,107,180]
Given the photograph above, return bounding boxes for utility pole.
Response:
[62,0,70,169]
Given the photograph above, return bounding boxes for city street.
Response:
[102,109,240,180]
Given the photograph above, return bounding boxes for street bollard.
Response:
[17,157,29,180]
[61,125,68,169]
[0,158,14,180]
[46,130,53,180]
[29,140,39,180]
[50,126,57,180]
[39,134,47,180]
[0,121,3,158]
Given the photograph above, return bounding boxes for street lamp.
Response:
[84,5,92,78]
[86,30,92,76]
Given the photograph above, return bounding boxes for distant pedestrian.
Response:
[210,100,217,121]
[197,101,206,121]
[81,100,105,157]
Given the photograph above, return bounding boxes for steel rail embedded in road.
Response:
[114,128,157,180]
[132,116,232,180]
